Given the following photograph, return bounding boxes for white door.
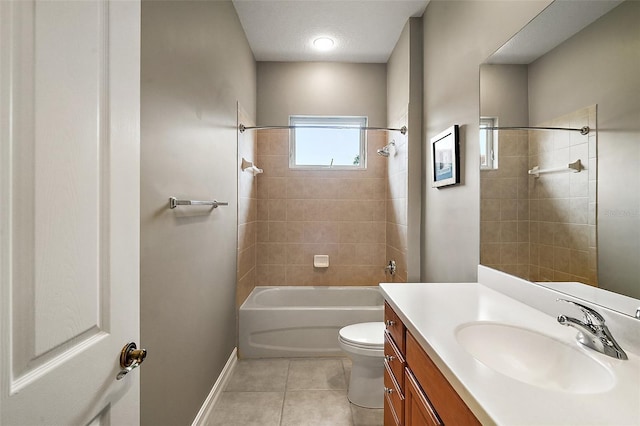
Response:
[0,0,141,424]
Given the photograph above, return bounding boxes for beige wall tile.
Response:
[268,221,288,243]
[500,243,518,265]
[480,221,501,243]
[238,242,256,279]
[256,264,286,286]
[257,221,269,243]
[257,242,286,265]
[480,243,501,265]
[236,266,256,307]
[238,221,256,250]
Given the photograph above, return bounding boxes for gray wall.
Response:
[140,1,256,425]
[257,62,387,126]
[387,23,410,123]
[421,1,551,282]
[480,64,529,127]
[528,1,640,298]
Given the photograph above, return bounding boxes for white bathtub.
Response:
[239,286,384,358]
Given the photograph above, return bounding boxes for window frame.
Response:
[480,116,498,170]
[288,115,368,170]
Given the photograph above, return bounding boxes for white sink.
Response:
[455,322,615,394]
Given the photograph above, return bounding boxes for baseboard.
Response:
[191,347,238,426]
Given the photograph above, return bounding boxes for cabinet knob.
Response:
[385,320,395,327]
[384,387,394,395]
[385,355,395,362]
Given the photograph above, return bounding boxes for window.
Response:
[480,117,498,170]
[289,116,367,169]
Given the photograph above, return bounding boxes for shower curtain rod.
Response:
[484,126,590,135]
[238,123,407,135]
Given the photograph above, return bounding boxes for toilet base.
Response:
[346,355,384,409]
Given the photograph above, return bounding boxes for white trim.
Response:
[191,347,238,426]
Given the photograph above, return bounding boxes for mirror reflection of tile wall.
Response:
[481,105,597,285]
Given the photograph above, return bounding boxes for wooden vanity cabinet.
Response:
[384,303,480,426]
[384,303,406,425]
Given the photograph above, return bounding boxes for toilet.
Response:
[338,322,385,408]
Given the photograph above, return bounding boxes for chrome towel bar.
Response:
[528,159,582,178]
[169,197,229,209]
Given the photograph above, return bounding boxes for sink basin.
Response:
[455,322,614,393]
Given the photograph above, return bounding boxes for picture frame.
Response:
[430,125,460,188]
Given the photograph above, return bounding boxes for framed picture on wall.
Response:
[430,125,460,188]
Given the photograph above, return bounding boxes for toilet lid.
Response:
[339,322,385,348]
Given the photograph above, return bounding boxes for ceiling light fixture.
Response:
[313,37,335,51]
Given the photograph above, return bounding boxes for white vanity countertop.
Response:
[380,282,640,426]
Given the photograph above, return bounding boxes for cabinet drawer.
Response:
[384,392,400,426]
[405,368,442,426]
[384,361,404,426]
[406,332,480,426]
[384,302,406,353]
[384,331,405,392]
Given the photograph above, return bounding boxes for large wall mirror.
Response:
[479,0,640,316]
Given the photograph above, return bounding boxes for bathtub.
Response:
[239,286,384,358]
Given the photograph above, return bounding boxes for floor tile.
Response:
[342,358,352,385]
[225,359,290,392]
[287,358,347,390]
[351,404,383,426]
[281,390,353,426]
[208,391,284,426]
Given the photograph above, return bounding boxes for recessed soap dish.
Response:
[314,255,329,268]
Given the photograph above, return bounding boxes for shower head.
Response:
[376,141,395,157]
[377,147,390,157]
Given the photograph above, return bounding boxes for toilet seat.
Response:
[338,322,384,349]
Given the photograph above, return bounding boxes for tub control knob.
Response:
[385,355,395,362]
[385,320,395,327]
[385,260,397,276]
[384,387,393,395]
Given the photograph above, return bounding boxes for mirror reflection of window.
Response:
[480,117,498,170]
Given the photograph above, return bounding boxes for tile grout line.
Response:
[279,359,291,426]
[343,359,357,426]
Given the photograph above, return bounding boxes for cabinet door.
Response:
[405,369,442,426]
[406,332,481,425]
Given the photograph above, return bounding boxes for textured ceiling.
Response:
[232,0,429,63]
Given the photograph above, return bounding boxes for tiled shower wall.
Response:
[237,108,258,306]
[255,129,389,286]
[385,119,408,282]
[481,105,597,285]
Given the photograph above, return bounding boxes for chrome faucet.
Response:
[557,299,628,360]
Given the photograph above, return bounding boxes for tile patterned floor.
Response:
[208,358,383,426]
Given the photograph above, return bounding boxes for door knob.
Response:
[116,342,147,380]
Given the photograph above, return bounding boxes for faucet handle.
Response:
[557,299,605,325]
